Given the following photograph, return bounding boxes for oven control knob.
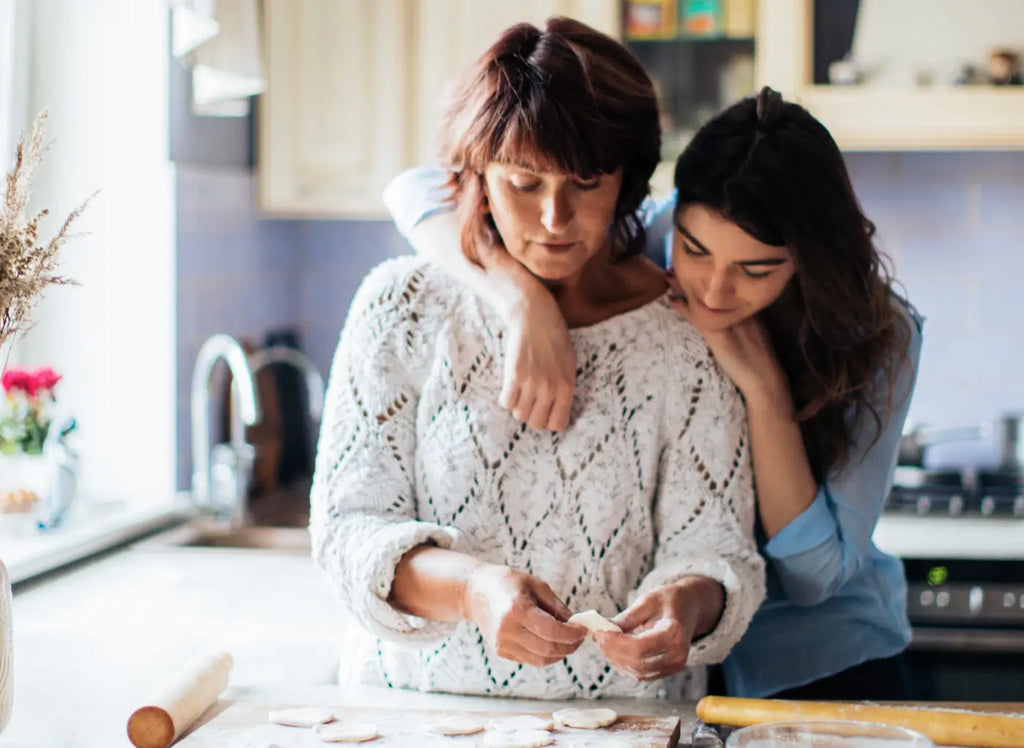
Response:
[919,589,935,606]
[969,586,984,615]
[936,590,951,608]
[916,496,932,515]
[981,496,996,516]
[950,495,965,516]
[1004,592,1017,608]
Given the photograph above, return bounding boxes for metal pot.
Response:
[899,413,1023,472]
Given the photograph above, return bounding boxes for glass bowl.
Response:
[725,720,934,748]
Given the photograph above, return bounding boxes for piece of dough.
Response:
[423,715,485,736]
[552,707,619,729]
[268,707,336,727]
[314,721,380,743]
[567,610,622,634]
[487,715,554,732]
[481,729,556,748]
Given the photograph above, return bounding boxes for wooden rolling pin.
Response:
[127,652,233,748]
[697,696,1024,748]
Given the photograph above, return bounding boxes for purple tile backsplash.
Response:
[175,152,1024,487]
[845,151,1024,436]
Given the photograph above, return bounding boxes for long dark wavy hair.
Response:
[436,16,661,264]
[674,87,911,480]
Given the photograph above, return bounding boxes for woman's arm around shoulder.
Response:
[763,301,924,605]
[382,167,576,431]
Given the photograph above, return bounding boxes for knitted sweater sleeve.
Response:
[636,325,765,666]
[309,259,462,646]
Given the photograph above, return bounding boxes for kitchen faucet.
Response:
[225,345,326,502]
[246,346,325,424]
[191,334,261,526]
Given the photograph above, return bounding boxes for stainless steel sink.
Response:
[138,519,312,553]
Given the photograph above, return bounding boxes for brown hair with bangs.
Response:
[436,16,661,264]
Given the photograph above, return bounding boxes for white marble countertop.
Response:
[1,493,195,584]
[4,538,348,747]
[3,533,696,747]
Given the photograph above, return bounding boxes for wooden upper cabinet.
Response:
[259,0,620,218]
[259,0,417,217]
[757,0,1024,150]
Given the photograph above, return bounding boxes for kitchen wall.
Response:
[846,151,1024,436]
[175,151,1024,487]
[175,168,408,489]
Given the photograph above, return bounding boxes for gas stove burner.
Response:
[976,470,1024,518]
[888,469,969,516]
[886,467,1024,517]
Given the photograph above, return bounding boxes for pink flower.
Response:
[1,366,61,397]
[2,369,31,395]
[31,367,61,394]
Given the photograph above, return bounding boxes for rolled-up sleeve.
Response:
[764,303,924,606]
[381,167,452,241]
[310,260,462,646]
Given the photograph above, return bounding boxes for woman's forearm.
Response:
[744,392,819,539]
[405,211,547,320]
[388,544,488,622]
[671,576,725,638]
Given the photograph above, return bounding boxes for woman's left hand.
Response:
[665,271,785,404]
[592,585,703,682]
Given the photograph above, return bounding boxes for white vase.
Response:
[0,557,12,734]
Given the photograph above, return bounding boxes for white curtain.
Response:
[0,0,31,170]
[170,0,265,117]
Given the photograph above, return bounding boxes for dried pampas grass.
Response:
[0,110,94,361]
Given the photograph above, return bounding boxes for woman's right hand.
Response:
[461,564,587,666]
[501,287,576,432]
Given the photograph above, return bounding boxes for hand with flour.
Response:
[593,577,725,682]
[462,564,588,667]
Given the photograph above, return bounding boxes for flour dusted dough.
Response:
[567,610,622,634]
[487,715,555,732]
[314,721,380,743]
[423,715,485,735]
[268,707,335,727]
[552,707,619,729]
[481,729,556,748]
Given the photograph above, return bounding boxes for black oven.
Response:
[902,558,1024,701]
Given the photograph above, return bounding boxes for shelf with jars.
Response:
[623,0,758,191]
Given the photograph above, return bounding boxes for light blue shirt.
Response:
[382,168,924,697]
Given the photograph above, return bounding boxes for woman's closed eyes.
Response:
[680,240,776,280]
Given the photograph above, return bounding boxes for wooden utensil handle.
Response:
[696,696,1024,748]
[127,652,232,748]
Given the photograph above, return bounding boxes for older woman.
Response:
[310,17,763,700]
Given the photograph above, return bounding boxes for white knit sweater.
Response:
[310,257,764,700]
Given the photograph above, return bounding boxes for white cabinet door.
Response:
[414,1,622,167]
[260,0,416,217]
[260,1,621,217]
